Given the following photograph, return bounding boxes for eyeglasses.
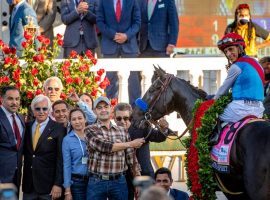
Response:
[116,116,131,122]
[35,107,49,112]
[47,87,60,92]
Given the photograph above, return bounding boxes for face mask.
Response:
[238,17,250,25]
[265,73,270,81]
[6,0,13,5]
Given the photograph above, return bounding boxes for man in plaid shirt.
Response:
[85,96,145,199]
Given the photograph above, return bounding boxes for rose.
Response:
[70,50,77,58]
[24,31,32,41]
[97,69,105,76]
[31,68,39,76]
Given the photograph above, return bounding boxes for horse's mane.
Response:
[178,78,208,99]
[152,70,207,99]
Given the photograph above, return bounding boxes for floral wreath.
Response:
[184,94,232,200]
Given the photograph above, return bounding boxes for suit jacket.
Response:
[32,0,57,43]
[9,1,38,56]
[61,0,98,49]
[0,107,25,189]
[22,118,65,194]
[137,0,179,52]
[96,0,141,55]
[170,188,189,200]
[128,125,166,177]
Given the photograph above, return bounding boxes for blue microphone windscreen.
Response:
[135,98,149,112]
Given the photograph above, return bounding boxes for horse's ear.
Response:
[153,65,159,72]
[156,65,166,78]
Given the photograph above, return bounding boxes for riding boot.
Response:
[209,119,222,146]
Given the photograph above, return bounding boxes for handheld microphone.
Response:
[135,98,148,112]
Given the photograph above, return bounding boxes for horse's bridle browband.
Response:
[142,73,192,140]
[145,74,173,121]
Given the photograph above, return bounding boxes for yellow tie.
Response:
[33,123,40,150]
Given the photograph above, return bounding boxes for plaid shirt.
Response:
[85,120,141,175]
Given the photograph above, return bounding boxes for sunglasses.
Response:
[116,116,131,122]
[47,87,60,92]
[35,107,49,112]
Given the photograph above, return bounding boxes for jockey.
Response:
[210,33,265,144]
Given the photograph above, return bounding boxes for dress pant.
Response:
[103,46,141,107]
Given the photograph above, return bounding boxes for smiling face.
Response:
[94,101,111,122]
[114,110,131,130]
[223,45,240,63]
[33,99,49,123]
[52,103,69,126]
[44,80,62,103]
[1,89,20,113]
[70,110,86,132]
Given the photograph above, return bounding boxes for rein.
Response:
[141,74,191,140]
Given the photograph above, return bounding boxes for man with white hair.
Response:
[22,94,66,200]
[43,76,64,103]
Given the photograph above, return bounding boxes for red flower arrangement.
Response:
[0,30,109,113]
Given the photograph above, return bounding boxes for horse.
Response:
[132,67,270,200]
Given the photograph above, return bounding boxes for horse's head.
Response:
[132,66,176,128]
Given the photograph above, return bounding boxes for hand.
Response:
[166,44,175,55]
[158,118,169,132]
[65,193,73,200]
[77,2,89,14]
[114,33,128,44]
[50,185,62,200]
[129,138,145,148]
[135,187,140,199]
[68,92,80,102]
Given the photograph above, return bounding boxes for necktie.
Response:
[33,123,40,150]
[148,0,156,20]
[115,0,121,22]
[11,114,21,149]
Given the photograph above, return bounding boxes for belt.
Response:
[88,172,125,181]
[71,173,89,181]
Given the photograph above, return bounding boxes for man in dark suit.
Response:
[0,86,25,192]
[61,0,98,57]
[137,0,179,57]
[22,94,65,200]
[7,0,38,57]
[155,167,189,200]
[96,0,141,107]
[113,103,169,199]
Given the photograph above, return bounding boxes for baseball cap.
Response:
[93,96,111,109]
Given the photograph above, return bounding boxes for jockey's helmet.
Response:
[217,33,246,52]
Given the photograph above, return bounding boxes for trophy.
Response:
[24,15,39,36]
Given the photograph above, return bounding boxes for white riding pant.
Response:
[219,100,265,123]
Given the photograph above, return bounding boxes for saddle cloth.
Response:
[210,117,256,173]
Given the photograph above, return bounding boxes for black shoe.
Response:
[209,120,222,146]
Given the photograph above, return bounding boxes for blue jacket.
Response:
[170,188,189,200]
[96,0,141,55]
[9,1,37,56]
[137,0,179,52]
[233,56,264,101]
[0,107,25,189]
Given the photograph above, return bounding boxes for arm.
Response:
[61,0,80,25]
[125,134,141,176]
[96,0,117,39]
[77,100,96,124]
[62,137,72,189]
[167,0,179,46]
[85,126,144,153]
[214,64,241,99]
[38,0,57,33]
[253,23,270,40]
[124,0,141,40]
[84,0,97,23]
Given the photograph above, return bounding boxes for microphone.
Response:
[135,98,149,112]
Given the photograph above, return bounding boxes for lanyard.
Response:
[74,133,85,157]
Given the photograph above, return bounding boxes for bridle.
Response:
[140,74,192,140]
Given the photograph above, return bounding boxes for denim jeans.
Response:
[87,175,128,200]
[71,178,88,200]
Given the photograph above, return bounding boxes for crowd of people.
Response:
[2,1,270,199]
[0,75,189,200]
